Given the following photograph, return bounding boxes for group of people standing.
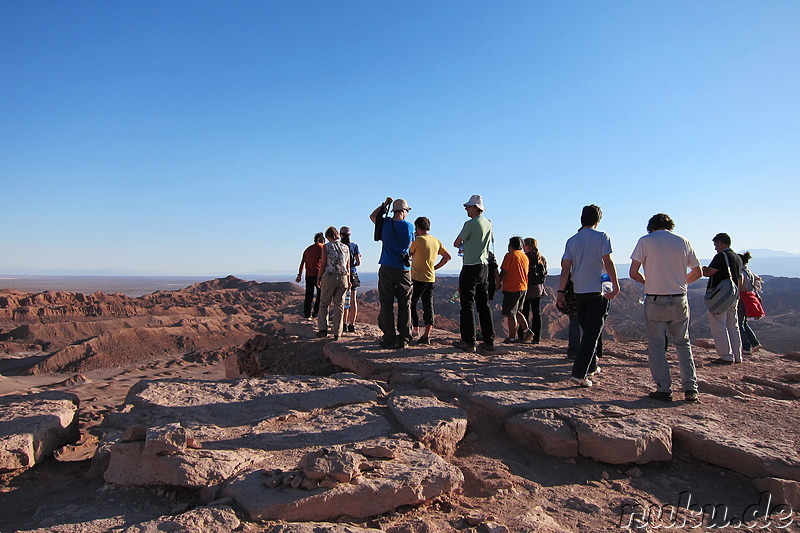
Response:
[297,195,765,404]
[296,226,361,340]
[370,194,549,352]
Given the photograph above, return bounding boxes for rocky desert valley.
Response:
[2,274,800,533]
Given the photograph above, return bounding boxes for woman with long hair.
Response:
[737,251,763,355]
[519,237,548,344]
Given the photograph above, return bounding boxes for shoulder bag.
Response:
[704,251,739,313]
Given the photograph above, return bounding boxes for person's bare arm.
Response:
[602,254,620,300]
[434,248,452,270]
[370,197,392,223]
[629,260,645,285]
[687,266,702,284]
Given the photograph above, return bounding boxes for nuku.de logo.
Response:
[619,491,794,529]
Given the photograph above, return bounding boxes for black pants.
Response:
[571,293,609,379]
[378,265,413,342]
[520,297,542,341]
[459,264,494,345]
[304,275,321,317]
[411,280,435,327]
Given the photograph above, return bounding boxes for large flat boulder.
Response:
[388,391,467,457]
[96,375,464,521]
[506,405,672,464]
[223,438,464,522]
[0,390,79,472]
[505,409,578,458]
[674,421,800,481]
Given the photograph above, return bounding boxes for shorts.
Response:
[501,290,526,316]
[349,272,361,289]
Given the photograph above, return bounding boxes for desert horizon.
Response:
[2,273,799,531]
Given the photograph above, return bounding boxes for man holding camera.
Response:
[370,197,415,349]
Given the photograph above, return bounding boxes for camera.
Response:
[401,253,411,268]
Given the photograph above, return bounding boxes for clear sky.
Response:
[2,1,798,276]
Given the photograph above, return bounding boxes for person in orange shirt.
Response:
[499,236,534,344]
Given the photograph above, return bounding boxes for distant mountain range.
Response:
[3,249,799,279]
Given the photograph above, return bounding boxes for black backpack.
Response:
[373,204,390,242]
[530,261,548,285]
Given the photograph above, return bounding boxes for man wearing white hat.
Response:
[453,194,495,352]
[370,197,415,349]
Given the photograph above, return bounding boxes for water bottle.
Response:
[344,292,351,309]
[458,244,464,257]
[601,273,613,295]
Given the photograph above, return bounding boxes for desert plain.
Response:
[1,275,800,532]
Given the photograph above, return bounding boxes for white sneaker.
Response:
[568,376,593,388]
[588,366,601,377]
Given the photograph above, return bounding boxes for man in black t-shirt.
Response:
[702,232,744,364]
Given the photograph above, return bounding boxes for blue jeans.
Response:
[737,301,760,351]
[571,293,608,379]
[459,264,495,345]
[644,294,697,393]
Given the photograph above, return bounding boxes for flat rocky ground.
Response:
[2,322,800,532]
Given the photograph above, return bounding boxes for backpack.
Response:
[373,204,390,242]
[530,261,547,286]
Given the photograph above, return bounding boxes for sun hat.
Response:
[392,199,411,212]
[463,194,485,211]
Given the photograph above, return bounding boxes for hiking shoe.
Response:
[379,337,396,349]
[648,391,673,402]
[568,376,593,388]
[710,358,734,365]
[452,340,476,353]
[588,366,601,377]
[502,337,517,344]
[521,330,534,343]
[417,335,430,345]
[333,335,339,341]
[684,390,700,402]
[752,344,762,353]
[480,342,495,352]
[316,330,328,338]
[347,324,356,333]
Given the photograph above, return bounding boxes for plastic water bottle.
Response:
[458,244,464,257]
[601,273,613,295]
[344,292,351,309]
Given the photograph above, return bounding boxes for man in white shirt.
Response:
[630,213,702,402]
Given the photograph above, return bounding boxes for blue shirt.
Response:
[347,242,360,273]
[562,228,613,294]
[379,218,414,270]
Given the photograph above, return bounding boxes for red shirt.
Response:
[302,244,323,277]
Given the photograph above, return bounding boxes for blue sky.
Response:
[2,1,798,276]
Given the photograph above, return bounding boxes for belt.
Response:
[649,293,685,300]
